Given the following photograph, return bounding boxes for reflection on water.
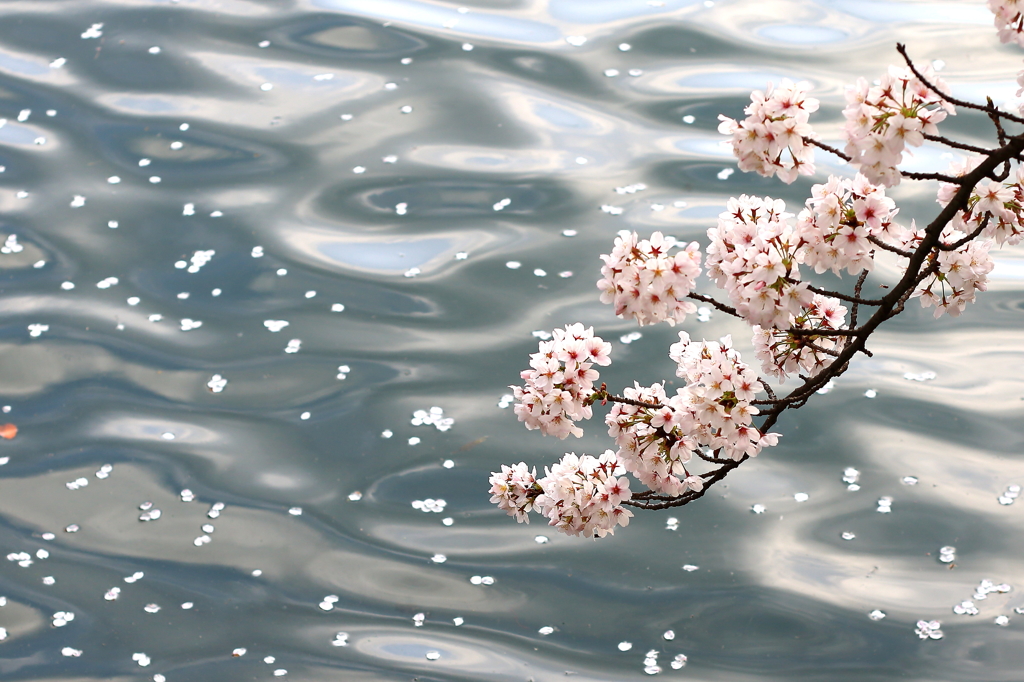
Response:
[1,1,1023,680]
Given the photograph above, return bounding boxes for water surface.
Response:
[1,1,1023,680]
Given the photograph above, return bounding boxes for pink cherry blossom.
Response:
[605,382,702,496]
[668,333,780,461]
[488,463,540,522]
[938,157,1024,247]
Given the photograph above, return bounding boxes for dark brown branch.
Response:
[686,292,741,318]
[986,96,1008,147]
[901,171,963,183]
[850,269,870,330]
[802,281,884,306]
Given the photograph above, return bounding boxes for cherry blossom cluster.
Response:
[488,462,540,523]
[706,195,813,329]
[717,79,819,184]
[605,382,705,496]
[938,157,1024,246]
[990,0,1024,46]
[489,452,634,538]
[669,332,780,461]
[512,324,612,439]
[597,231,702,326]
[897,224,995,318]
[796,174,900,275]
[533,451,634,538]
[842,65,954,187]
[753,295,848,382]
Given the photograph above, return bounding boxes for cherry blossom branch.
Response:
[495,35,1024,532]
[632,138,1024,509]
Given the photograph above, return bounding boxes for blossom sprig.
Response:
[717,79,819,184]
[605,382,705,497]
[842,65,955,187]
[753,295,848,382]
[897,223,995,318]
[534,451,634,538]
[488,462,540,523]
[991,0,1024,47]
[597,230,702,326]
[668,333,779,461]
[512,324,611,439]
[490,452,633,538]
[939,156,1024,246]
[796,174,900,276]
[706,195,813,330]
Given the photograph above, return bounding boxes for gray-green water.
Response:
[1,1,1023,680]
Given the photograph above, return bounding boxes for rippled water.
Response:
[1,1,1023,680]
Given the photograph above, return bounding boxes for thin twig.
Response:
[783,328,859,338]
[868,235,913,258]
[938,214,990,251]
[850,269,870,330]
[987,96,1008,147]
[802,281,884,306]
[802,136,852,162]
[921,133,993,155]
[601,393,664,410]
[896,43,1024,123]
